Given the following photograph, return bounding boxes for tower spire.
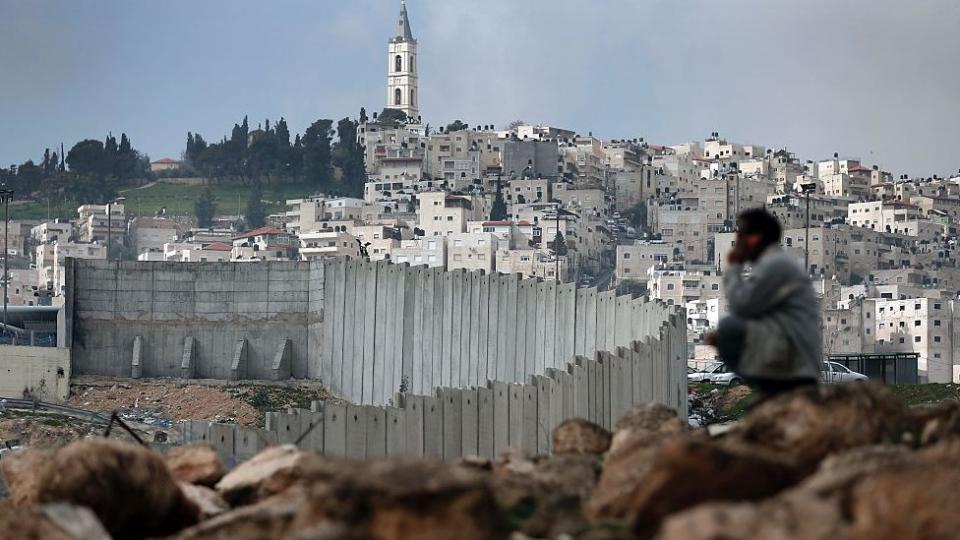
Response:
[396,0,414,42]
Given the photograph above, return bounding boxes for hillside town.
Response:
[1,1,957,386]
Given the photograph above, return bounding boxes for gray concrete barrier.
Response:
[185,316,686,463]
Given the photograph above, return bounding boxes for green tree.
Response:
[616,279,647,297]
[378,108,407,128]
[302,119,334,189]
[490,182,508,221]
[445,120,468,133]
[623,201,648,231]
[333,117,366,196]
[553,231,569,256]
[194,187,217,227]
[245,181,266,229]
[65,139,106,176]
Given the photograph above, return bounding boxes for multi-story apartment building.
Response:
[496,249,567,281]
[128,217,182,256]
[391,237,445,267]
[615,242,674,285]
[231,227,298,262]
[77,203,126,246]
[416,192,478,237]
[848,200,924,234]
[647,267,724,308]
[298,230,361,261]
[873,297,954,383]
[447,232,496,273]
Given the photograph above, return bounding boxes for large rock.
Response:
[492,454,601,538]
[552,418,612,456]
[166,444,226,487]
[0,504,111,540]
[656,491,849,540]
[180,482,230,519]
[34,439,199,539]
[795,444,915,502]
[614,402,685,434]
[290,458,509,540]
[850,464,960,540]
[726,382,904,471]
[908,400,960,446]
[0,448,54,506]
[610,402,686,457]
[215,445,334,506]
[174,493,303,540]
[587,437,800,538]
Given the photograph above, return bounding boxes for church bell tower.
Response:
[387,0,419,121]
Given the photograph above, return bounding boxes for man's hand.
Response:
[704,330,718,347]
[727,245,745,265]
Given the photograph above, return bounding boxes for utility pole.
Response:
[555,205,560,282]
[801,183,816,275]
[0,187,14,337]
[107,201,112,261]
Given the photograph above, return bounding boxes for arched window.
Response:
[410,89,415,107]
[395,55,402,72]
[410,56,415,73]
[394,88,402,106]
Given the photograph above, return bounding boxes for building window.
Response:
[395,55,402,72]
[623,253,631,259]
[410,89,415,107]
[667,284,675,291]
[915,336,921,343]
[935,336,942,343]
[935,320,942,326]
[915,320,921,327]
[394,88,402,105]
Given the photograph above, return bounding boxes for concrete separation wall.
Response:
[67,260,318,380]
[67,258,685,409]
[0,345,71,401]
[182,315,686,462]
[318,259,684,407]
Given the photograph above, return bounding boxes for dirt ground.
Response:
[67,377,340,427]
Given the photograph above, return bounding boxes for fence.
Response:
[181,312,686,464]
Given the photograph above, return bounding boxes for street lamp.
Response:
[106,196,126,261]
[800,182,817,275]
[0,187,13,337]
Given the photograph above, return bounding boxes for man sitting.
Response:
[706,208,821,400]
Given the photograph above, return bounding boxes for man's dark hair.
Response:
[737,208,782,247]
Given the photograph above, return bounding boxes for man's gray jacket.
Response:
[722,247,822,381]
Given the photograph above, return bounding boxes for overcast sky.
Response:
[2,0,958,177]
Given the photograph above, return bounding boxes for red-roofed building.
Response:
[231,227,298,261]
[149,158,181,172]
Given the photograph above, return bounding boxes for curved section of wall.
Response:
[318,259,686,411]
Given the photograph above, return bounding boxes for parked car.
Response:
[707,363,744,386]
[820,361,868,384]
[688,362,723,383]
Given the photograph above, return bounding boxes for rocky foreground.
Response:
[3,381,960,539]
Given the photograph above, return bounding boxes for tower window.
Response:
[395,55,402,72]
[410,56,415,73]
[410,89,415,107]
[394,88,402,106]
